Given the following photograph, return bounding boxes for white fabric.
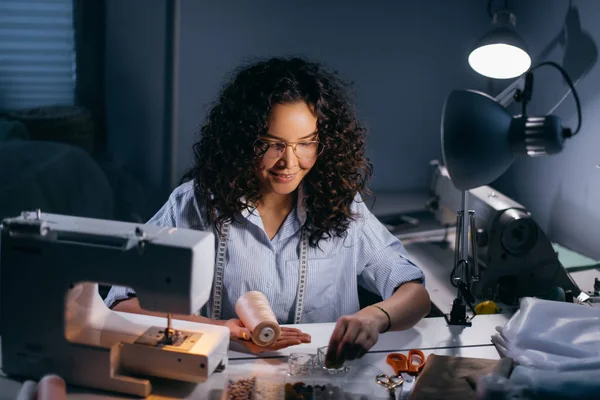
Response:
[477,367,600,400]
[477,298,600,399]
[491,297,600,371]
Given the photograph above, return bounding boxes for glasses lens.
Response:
[295,141,323,159]
[254,140,268,155]
[256,140,324,159]
[264,142,285,158]
[255,141,282,158]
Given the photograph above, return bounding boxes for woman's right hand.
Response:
[225,319,311,354]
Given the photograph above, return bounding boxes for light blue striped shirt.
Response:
[105,181,425,324]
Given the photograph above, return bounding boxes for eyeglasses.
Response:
[254,139,324,160]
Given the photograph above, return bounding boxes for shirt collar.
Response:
[295,183,307,225]
[240,184,307,226]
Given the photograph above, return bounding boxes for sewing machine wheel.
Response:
[500,217,538,256]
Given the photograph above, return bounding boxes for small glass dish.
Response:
[315,346,351,374]
[287,352,314,376]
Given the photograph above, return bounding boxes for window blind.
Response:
[0,0,76,112]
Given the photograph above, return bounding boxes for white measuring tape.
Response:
[210,219,309,324]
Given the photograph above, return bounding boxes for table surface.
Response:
[0,314,508,400]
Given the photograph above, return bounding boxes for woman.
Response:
[105,57,430,366]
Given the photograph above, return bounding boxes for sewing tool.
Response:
[386,349,426,377]
[235,290,281,346]
[386,350,426,399]
[376,373,403,399]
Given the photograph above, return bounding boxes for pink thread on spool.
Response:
[37,374,67,400]
[235,291,281,346]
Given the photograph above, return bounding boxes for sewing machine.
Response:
[427,164,581,306]
[0,211,229,397]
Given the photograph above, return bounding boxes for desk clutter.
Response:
[223,296,600,400]
[222,352,511,400]
[224,375,356,400]
[407,354,513,400]
[223,346,358,399]
[225,377,350,400]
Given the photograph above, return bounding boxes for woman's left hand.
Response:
[227,319,312,354]
[325,313,381,367]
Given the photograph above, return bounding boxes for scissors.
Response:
[375,373,404,399]
[386,349,426,377]
[385,349,426,398]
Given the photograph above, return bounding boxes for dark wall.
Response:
[175,0,491,192]
[105,0,168,200]
[105,0,491,201]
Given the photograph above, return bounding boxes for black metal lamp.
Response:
[440,61,582,325]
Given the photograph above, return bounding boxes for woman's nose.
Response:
[278,145,298,167]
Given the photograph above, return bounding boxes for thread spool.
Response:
[15,380,37,400]
[235,291,281,347]
[37,374,67,400]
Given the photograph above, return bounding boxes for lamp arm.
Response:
[494,76,526,107]
[513,72,534,116]
[496,61,582,137]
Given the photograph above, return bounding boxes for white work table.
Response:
[0,314,508,400]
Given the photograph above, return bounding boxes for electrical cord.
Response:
[530,61,583,137]
[450,259,468,288]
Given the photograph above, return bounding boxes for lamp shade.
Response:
[441,90,515,190]
[468,13,531,79]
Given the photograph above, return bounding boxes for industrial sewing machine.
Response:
[0,211,229,397]
[426,163,581,307]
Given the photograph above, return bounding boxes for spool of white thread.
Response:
[235,291,281,346]
[37,374,67,400]
[15,380,37,400]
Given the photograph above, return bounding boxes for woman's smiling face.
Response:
[255,102,319,197]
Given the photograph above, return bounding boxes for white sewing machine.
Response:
[0,211,229,397]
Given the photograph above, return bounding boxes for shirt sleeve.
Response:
[354,196,425,300]
[103,182,201,308]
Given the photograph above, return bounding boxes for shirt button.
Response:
[267,282,273,288]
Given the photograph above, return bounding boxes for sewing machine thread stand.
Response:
[165,313,176,343]
[445,191,479,326]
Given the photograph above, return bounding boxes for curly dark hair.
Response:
[183,56,373,247]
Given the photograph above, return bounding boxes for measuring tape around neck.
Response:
[210,219,309,325]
